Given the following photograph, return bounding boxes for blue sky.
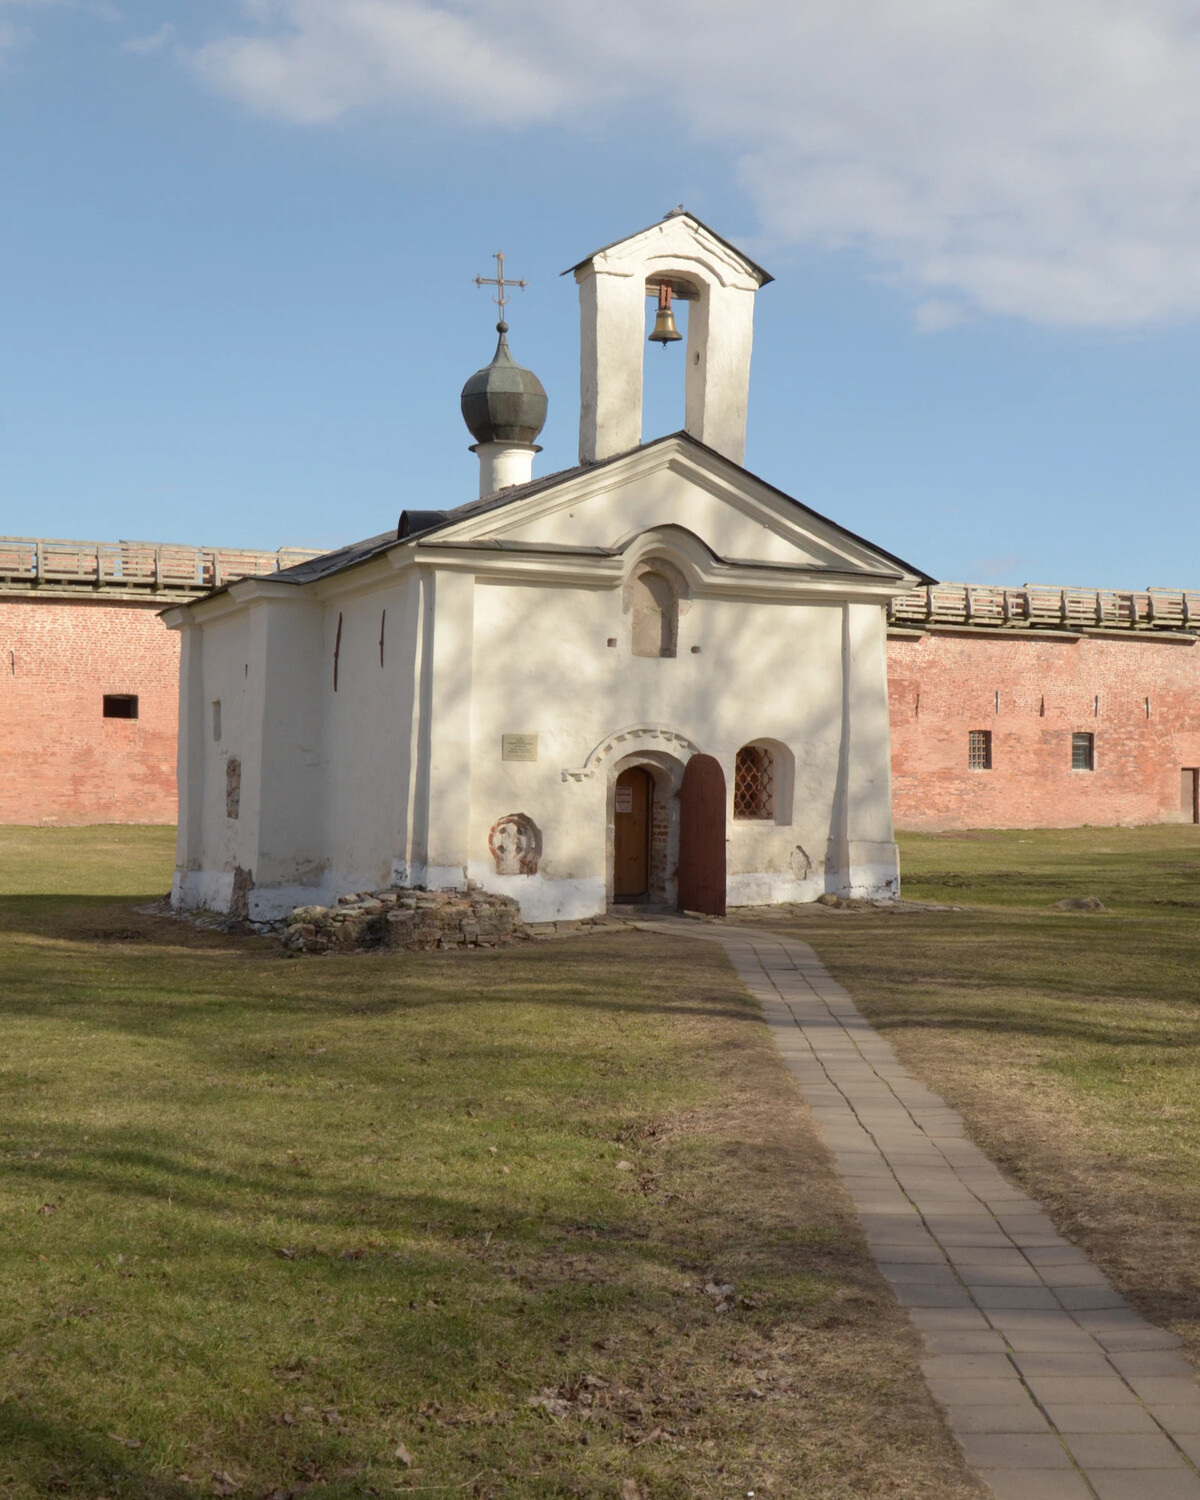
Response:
[2,0,1199,588]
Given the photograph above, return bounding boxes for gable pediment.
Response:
[423,435,926,587]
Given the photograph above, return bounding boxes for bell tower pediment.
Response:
[568,210,772,469]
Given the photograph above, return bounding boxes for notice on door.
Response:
[615,785,633,813]
[501,733,538,763]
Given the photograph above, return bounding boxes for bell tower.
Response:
[568,209,772,467]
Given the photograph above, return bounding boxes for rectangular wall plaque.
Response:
[501,733,538,762]
[615,786,633,814]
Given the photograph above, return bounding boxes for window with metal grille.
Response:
[1071,732,1095,771]
[733,744,774,819]
[102,694,138,720]
[967,730,992,771]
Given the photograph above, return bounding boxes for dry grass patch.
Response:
[0,826,979,1499]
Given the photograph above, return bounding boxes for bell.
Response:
[649,282,683,346]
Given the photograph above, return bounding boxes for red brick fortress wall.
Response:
[888,630,1200,830]
[0,597,180,824]
[5,560,1200,835]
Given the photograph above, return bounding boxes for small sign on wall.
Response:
[501,733,538,763]
[615,785,633,814]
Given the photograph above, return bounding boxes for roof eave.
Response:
[563,210,774,287]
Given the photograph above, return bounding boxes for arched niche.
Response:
[622,556,690,659]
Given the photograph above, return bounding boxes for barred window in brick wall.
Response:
[1072,732,1095,771]
[967,729,992,771]
[734,744,774,820]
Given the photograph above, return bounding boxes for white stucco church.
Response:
[165,211,929,924]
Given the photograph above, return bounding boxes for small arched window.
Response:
[734,743,774,820]
[631,570,677,658]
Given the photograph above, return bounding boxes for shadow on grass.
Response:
[5,1142,858,1297]
[4,1067,804,1257]
[0,892,170,927]
[0,1402,200,1499]
[0,1128,870,1497]
[0,901,764,1037]
[871,1008,1200,1049]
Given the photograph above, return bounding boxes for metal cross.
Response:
[474,251,526,316]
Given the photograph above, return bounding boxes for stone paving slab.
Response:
[651,920,1200,1500]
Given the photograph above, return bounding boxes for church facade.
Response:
[164,213,927,922]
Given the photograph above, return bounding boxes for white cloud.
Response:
[0,0,52,57]
[122,23,172,55]
[192,0,572,126]
[0,0,113,60]
[912,299,971,334]
[189,0,1200,329]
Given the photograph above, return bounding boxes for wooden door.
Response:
[1184,768,1200,824]
[677,753,726,917]
[613,767,652,899]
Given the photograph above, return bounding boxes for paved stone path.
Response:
[655,919,1200,1500]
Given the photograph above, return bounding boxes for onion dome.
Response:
[460,322,548,445]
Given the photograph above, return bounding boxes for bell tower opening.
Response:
[642,279,693,440]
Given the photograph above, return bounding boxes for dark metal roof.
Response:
[564,208,774,287]
[270,528,401,585]
[460,323,548,446]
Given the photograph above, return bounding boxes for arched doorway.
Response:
[678,753,726,916]
[613,766,653,902]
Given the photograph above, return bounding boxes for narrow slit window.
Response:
[226,757,241,819]
[1071,732,1095,771]
[734,744,774,819]
[103,694,138,719]
[212,700,222,741]
[967,729,992,771]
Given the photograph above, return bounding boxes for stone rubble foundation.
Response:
[282,888,531,955]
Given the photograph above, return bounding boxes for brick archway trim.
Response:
[561,724,702,783]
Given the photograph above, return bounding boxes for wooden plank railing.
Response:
[0,537,324,596]
[889,582,1200,634]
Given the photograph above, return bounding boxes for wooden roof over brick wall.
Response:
[889,582,1200,640]
[0,537,323,602]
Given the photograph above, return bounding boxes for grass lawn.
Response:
[735,824,1200,1359]
[0,826,979,1500]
